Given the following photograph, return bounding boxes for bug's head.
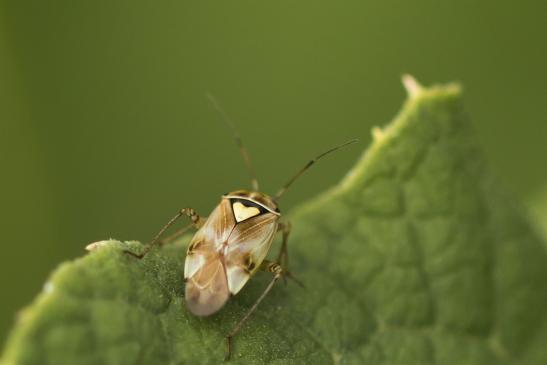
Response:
[222,189,280,215]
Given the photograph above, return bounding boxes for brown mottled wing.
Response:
[183,199,235,316]
[185,255,228,316]
[224,212,278,295]
[196,198,235,245]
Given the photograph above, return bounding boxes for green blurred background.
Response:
[1,0,546,345]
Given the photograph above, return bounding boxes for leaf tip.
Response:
[371,126,384,141]
[401,74,423,97]
[85,239,117,252]
[42,281,55,294]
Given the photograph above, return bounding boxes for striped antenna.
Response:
[274,139,358,200]
[207,93,260,191]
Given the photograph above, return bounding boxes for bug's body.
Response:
[184,190,280,316]
[124,94,356,360]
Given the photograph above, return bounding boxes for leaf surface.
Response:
[3,77,547,365]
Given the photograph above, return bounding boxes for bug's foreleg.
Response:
[124,208,204,259]
[276,222,291,272]
[225,260,284,361]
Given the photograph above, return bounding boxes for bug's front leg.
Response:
[276,221,291,271]
[125,207,205,259]
[273,222,305,288]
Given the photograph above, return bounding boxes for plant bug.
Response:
[125,96,356,360]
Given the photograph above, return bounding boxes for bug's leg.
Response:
[276,222,290,285]
[225,260,284,361]
[274,222,304,287]
[159,222,198,246]
[125,208,204,259]
[276,222,291,279]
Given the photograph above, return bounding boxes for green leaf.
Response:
[528,186,547,245]
[3,76,547,365]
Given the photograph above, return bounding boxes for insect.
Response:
[125,96,356,360]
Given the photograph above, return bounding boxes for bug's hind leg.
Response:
[124,208,204,259]
[225,260,285,361]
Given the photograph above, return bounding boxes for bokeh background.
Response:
[1,0,546,345]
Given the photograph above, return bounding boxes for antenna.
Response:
[274,139,358,200]
[206,93,259,191]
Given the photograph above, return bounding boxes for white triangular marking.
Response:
[233,202,260,222]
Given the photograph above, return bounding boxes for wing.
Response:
[184,199,235,316]
[184,236,229,316]
[185,253,229,316]
[224,213,278,295]
[193,198,235,246]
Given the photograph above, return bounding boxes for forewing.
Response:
[209,198,236,243]
[224,213,278,295]
[190,198,235,249]
[185,255,229,316]
[183,200,234,316]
